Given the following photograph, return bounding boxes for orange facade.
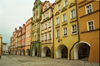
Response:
[76,0,99,62]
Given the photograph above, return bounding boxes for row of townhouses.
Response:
[10,0,99,62]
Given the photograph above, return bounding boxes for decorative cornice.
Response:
[69,2,76,8]
[54,0,61,5]
[55,26,60,29]
[55,10,60,16]
[70,20,77,23]
[62,23,68,26]
[61,7,67,13]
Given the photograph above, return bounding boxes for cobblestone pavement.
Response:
[0,55,99,66]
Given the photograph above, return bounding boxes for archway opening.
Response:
[74,42,91,61]
[56,45,68,59]
[22,50,25,55]
[26,49,30,56]
[32,47,37,56]
[41,46,51,57]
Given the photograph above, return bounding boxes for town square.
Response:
[0,0,100,66]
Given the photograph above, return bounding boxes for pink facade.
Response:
[21,24,26,55]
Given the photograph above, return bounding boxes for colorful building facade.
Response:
[21,24,26,55]
[30,0,43,57]
[53,0,78,60]
[40,1,54,58]
[75,0,100,62]
[25,17,32,56]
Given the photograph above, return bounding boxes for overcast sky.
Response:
[0,0,55,45]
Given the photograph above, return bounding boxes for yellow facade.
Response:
[25,17,32,56]
[53,0,78,60]
[40,1,54,58]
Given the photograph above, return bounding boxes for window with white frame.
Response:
[44,15,45,19]
[71,9,75,19]
[57,30,60,38]
[86,4,92,14]
[87,21,94,31]
[49,34,51,39]
[58,4,61,11]
[63,14,67,22]
[63,28,67,36]
[72,24,77,34]
[56,17,59,25]
[49,22,51,27]
[45,24,47,29]
[45,35,47,40]
[65,0,68,6]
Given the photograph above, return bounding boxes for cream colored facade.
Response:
[53,0,78,60]
[25,17,32,56]
[40,1,54,58]
[0,34,2,57]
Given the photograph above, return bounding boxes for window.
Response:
[42,36,44,41]
[35,25,36,30]
[38,23,40,28]
[86,4,92,14]
[71,9,75,19]
[42,25,44,30]
[63,28,67,36]
[63,14,67,22]
[65,0,68,6]
[45,24,47,29]
[49,22,51,27]
[47,13,48,18]
[33,27,34,30]
[57,30,60,38]
[45,35,47,40]
[38,34,39,40]
[33,36,34,41]
[87,21,94,31]
[72,24,77,34]
[45,5,47,9]
[56,17,59,25]
[58,4,61,11]
[44,15,45,19]
[49,34,51,39]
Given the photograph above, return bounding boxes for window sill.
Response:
[48,39,51,40]
[62,20,67,23]
[70,17,76,20]
[56,37,60,39]
[48,26,51,28]
[56,24,60,26]
[71,33,78,35]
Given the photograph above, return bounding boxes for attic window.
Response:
[45,5,47,9]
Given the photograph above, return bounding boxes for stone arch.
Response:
[56,44,68,58]
[41,46,51,57]
[74,41,91,60]
[32,47,37,56]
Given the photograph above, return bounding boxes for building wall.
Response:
[25,18,32,55]
[53,0,78,60]
[40,1,54,58]
[76,0,99,62]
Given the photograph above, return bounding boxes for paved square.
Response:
[0,55,99,66]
